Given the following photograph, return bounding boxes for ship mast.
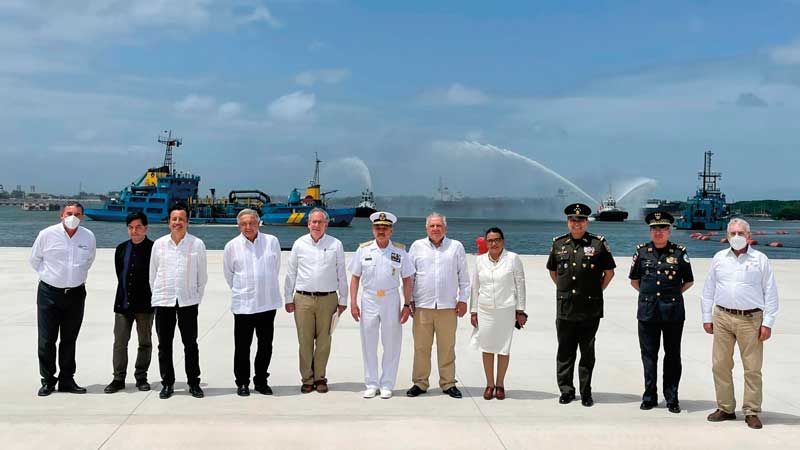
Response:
[158,130,182,174]
[310,152,321,188]
[699,150,721,197]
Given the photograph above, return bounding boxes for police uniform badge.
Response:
[391,252,401,263]
[683,254,690,263]
[583,246,595,256]
[666,256,677,264]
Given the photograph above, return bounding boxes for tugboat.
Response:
[592,187,628,222]
[188,189,270,224]
[84,131,200,222]
[355,189,377,217]
[260,154,356,227]
[675,151,730,230]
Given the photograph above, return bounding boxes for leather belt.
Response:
[40,281,85,295]
[296,290,336,297]
[717,305,761,316]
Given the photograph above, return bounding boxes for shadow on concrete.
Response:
[676,399,718,412]
[325,382,367,393]
[590,391,641,404]
[462,386,559,401]
[761,410,800,425]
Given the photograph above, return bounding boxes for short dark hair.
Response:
[62,201,84,214]
[126,211,148,226]
[485,227,504,240]
[168,202,189,218]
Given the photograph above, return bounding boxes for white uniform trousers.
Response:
[359,292,402,390]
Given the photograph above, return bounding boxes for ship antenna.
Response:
[311,152,321,187]
[158,130,182,175]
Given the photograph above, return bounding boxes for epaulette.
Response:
[675,243,687,252]
[392,241,406,250]
[636,243,646,250]
[552,233,570,242]
[359,240,374,248]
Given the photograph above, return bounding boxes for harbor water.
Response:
[2,207,800,258]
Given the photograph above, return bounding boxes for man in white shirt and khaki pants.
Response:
[223,209,282,397]
[149,203,208,399]
[284,208,348,394]
[406,212,470,399]
[702,218,779,429]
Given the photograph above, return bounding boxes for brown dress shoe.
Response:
[300,384,315,394]
[483,386,494,400]
[315,381,329,394]
[707,409,737,422]
[495,386,506,400]
[745,415,763,429]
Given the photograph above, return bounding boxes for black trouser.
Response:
[37,282,86,386]
[112,312,154,382]
[155,304,200,387]
[556,317,601,397]
[638,320,684,404]
[234,310,276,387]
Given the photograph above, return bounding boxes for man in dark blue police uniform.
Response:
[547,203,616,407]
[629,211,694,413]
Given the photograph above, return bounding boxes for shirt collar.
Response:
[426,236,448,249]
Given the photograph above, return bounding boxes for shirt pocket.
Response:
[74,246,92,267]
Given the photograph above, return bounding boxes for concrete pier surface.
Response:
[1,247,798,449]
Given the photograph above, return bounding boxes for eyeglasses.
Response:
[486,238,503,244]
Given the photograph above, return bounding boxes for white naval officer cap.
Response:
[369,211,397,226]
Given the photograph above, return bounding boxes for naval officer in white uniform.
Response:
[349,211,415,399]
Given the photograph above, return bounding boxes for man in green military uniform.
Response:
[546,203,616,407]
[629,211,694,413]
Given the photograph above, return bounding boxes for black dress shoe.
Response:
[189,385,204,398]
[406,385,427,397]
[58,380,87,394]
[104,380,125,394]
[443,386,463,399]
[558,393,576,404]
[135,380,151,392]
[254,384,273,395]
[581,395,594,407]
[38,383,56,397]
[159,385,174,399]
[667,403,681,414]
[640,401,657,410]
[237,385,250,397]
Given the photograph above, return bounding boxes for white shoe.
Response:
[363,388,378,398]
[380,389,393,399]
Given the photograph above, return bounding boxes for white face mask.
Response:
[63,215,80,230]
[729,234,747,251]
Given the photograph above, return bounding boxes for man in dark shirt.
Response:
[104,212,155,393]
[629,211,694,413]
[546,203,616,407]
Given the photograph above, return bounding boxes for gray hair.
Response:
[309,207,329,221]
[727,218,751,234]
[426,212,447,227]
[236,208,260,222]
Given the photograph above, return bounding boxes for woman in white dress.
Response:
[470,227,527,400]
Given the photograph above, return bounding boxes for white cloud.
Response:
[218,101,242,118]
[421,83,489,106]
[770,39,800,65]
[307,40,327,52]
[174,94,216,113]
[295,69,350,86]
[268,91,316,121]
[239,5,282,28]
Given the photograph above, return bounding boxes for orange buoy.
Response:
[708,231,719,236]
[776,231,788,235]
[754,231,767,236]
[719,238,728,243]
[747,239,758,246]
[768,242,783,247]
[700,236,710,241]
[475,236,488,255]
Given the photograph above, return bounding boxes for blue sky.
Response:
[2,0,800,205]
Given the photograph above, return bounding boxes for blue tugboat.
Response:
[675,151,730,230]
[188,189,271,224]
[261,154,356,227]
[84,131,200,222]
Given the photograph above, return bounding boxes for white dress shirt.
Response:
[29,223,96,288]
[470,250,526,313]
[284,233,348,306]
[223,232,282,314]
[701,246,779,328]
[409,236,470,309]
[149,233,208,307]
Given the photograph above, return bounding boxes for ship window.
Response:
[149,198,165,203]
[128,207,143,213]
[147,208,163,214]
[108,205,124,211]
[130,197,146,202]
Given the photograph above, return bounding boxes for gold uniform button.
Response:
[572,276,576,280]
[656,281,661,285]
[572,262,576,266]
[656,292,661,296]
[572,289,576,294]
[657,270,661,274]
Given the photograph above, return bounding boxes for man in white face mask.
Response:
[29,202,97,396]
[701,218,779,429]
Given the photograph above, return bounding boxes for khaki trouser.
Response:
[293,293,339,384]
[412,307,458,390]
[712,307,764,416]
